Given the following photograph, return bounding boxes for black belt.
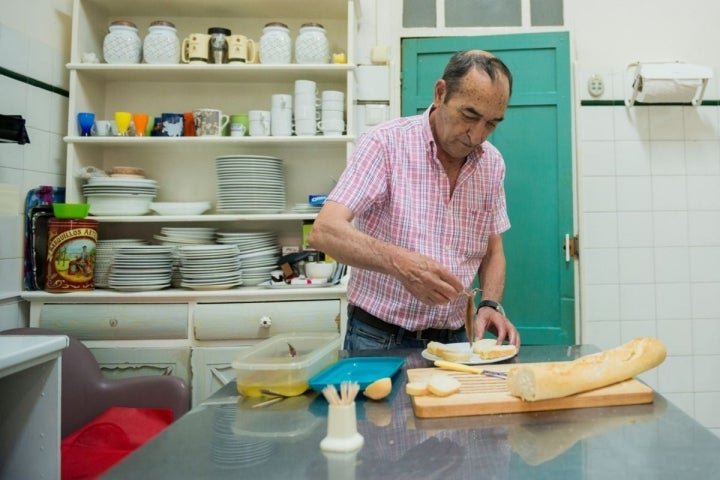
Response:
[350,305,460,341]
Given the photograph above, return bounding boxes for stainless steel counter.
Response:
[102,345,720,479]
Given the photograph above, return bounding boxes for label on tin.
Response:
[45,223,98,292]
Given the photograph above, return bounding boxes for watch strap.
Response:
[476,300,505,316]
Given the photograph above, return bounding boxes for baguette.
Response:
[506,337,666,402]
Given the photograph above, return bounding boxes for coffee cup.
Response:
[294,104,317,120]
[322,90,345,102]
[321,109,344,122]
[322,99,344,112]
[294,79,317,94]
[227,35,258,64]
[248,110,270,136]
[294,117,317,136]
[317,118,345,136]
[92,119,112,136]
[229,113,249,137]
[181,33,210,64]
[160,113,184,137]
[194,108,229,136]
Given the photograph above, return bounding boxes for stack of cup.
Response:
[319,90,345,136]
[249,110,271,136]
[294,79,318,136]
[271,93,292,136]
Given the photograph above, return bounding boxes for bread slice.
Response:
[426,375,461,397]
[405,381,429,396]
[507,337,666,401]
[472,339,517,360]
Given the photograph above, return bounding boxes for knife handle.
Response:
[434,360,484,375]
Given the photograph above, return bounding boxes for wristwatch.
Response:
[477,299,506,316]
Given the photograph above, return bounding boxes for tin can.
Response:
[45,218,98,292]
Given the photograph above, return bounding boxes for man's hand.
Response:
[474,307,521,347]
[392,251,465,305]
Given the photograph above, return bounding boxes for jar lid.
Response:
[149,20,175,28]
[208,27,231,35]
[109,20,137,29]
[264,21,289,30]
[300,22,325,30]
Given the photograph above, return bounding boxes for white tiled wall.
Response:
[578,69,720,437]
[0,0,70,330]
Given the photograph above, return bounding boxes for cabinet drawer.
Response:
[191,346,249,406]
[91,347,191,387]
[194,300,340,340]
[38,303,188,340]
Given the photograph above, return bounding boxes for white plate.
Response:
[259,280,336,289]
[150,202,211,216]
[420,342,518,365]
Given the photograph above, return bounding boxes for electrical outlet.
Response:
[588,74,604,97]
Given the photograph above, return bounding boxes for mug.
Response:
[227,35,258,63]
[92,119,112,136]
[294,79,317,94]
[248,110,270,136]
[317,118,345,136]
[271,93,292,111]
[160,112,184,137]
[321,99,344,112]
[229,113,249,136]
[194,108,229,136]
[294,117,317,136]
[181,33,210,64]
[321,109,344,122]
[183,112,195,136]
[77,112,95,136]
[322,90,345,102]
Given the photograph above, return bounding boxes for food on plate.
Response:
[433,359,484,374]
[426,375,461,397]
[426,341,472,362]
[363,377,392,400]
[507,337,667,402]
[472,339,518,360]
[405,381,430,396]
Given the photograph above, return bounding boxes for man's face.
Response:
[432,68,510,161]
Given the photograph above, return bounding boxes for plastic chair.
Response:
[0,327,189,438]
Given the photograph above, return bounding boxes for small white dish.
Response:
[150,201,211,216]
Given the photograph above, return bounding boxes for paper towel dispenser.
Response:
[626,62,713,107]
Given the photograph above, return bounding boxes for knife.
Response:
[434,360,508,379]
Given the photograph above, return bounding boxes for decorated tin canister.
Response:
[45,218,98,292]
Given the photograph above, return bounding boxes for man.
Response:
[308,50,521,350]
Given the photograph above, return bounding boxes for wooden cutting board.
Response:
[407,363,655,418]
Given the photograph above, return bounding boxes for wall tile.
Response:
[579,107,614,141]
[582,248,619,284]
[619,284,656,320]
[582,320,621,350]
[581,212,618,248]
[653,247,691,283]
[653,211,689,247]
[0,216,22,259]
[657,317,692,355]
[581,176,616,212]
[618,247,655,283]
[689,247,720,282]
[658,355,694,392]
[688,211,720,246]
[695,393,720,429]
[583,284,620,321]
[693,355,720,390]
[616,177,652,211]
[693,319,720,356]
[618,212,654,247]
[615,140,652,175]
[663,392,694,417]
[655,282,692,320]
[650,141,686,175]
[652,176,688,211]
[0,258,23,292]
[685,141,720,175]
[578,140,615,176]
[691,283,720,318]
[649,107,686,141]
[687,176,720,210]
[683,106,720,141]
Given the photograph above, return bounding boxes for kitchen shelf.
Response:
[89,213,319,222]
[64,134,355,146]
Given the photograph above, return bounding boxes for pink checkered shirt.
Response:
[328,107,511,331]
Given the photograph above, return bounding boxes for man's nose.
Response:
[467,121,491,145]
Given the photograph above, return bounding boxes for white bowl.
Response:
[304,261,336,280]
[86,194,153,216]
[150,201,211,216]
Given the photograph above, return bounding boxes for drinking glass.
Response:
[114,111,132,136]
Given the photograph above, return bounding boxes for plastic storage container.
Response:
[232,332,340,397]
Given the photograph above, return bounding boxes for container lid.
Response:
[207,27,231,36]
[232,332,339,370]
[300,22,325,30]
[109,20,137,29]
[149,20,176,28]
[264,22,289,30]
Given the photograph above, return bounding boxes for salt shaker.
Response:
[259,22,291,64]
[295,22,329,64]
[143,20,180,64]
[103,20,142,64]
[208,27,231,64]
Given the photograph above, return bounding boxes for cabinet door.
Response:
[191,346,248,406]
[194,300,340,340]
[90,347,191,386]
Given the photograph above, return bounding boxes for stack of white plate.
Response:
[216,231,280,286]
[177,244,243,290]
[154,227,217,246]
[82,177,158,216]
[215,155,286,213]
[108,245,175,291]
[289,202,322,214]
[94,239,147,288]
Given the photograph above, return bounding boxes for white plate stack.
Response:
[108,245,175,291]
[216,231,280,286]
[215,155,286,213]
[82,177,158,216]
[177,244,243,290]
[94,239,147,288]
[154,227,217,246]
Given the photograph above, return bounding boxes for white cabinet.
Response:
[19,0,356,406]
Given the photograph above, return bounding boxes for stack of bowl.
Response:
[82,177,158,216]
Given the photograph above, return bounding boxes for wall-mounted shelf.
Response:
[626,62,713,107]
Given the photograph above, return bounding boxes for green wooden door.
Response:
[402,32,574,344]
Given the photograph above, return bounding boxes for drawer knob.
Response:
[109,318,118,327]
[259,315,272,328]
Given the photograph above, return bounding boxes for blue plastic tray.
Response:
[308,356,405,391]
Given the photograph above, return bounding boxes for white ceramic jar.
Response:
[259,22,291,64]
[103,20,142,64]
[143,20,180,64]
[295,22,329,64]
